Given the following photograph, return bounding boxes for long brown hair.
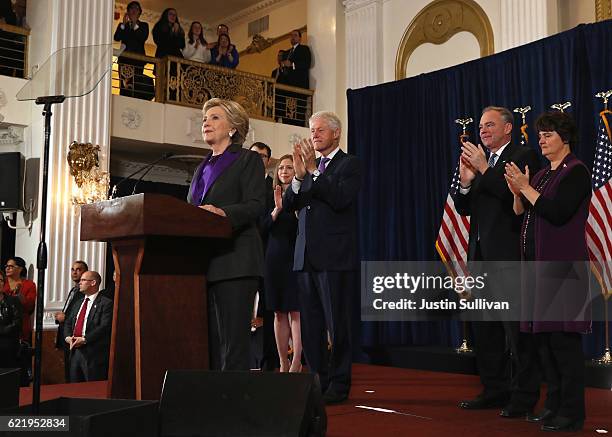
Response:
[273,154,293,190]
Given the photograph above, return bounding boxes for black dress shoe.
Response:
[458,396,506,410]
[323,390,348,404]
[526,409,555,423]
[500,405,532,418]
[541,416,584,432]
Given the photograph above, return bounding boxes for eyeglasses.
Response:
[5,265,17,269]
[79,278,94,283]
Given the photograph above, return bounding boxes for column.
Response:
[18,0,113,327]
[343,0,383,89]
[500,0,558,51]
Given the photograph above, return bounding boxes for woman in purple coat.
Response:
[505,111,591,432]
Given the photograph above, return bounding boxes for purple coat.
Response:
[520,153,592,333]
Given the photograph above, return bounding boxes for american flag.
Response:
[586,110,612,297]
[435,162,470,277]
[519,123,529,146]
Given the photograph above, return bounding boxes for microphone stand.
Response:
[110,152,173,199]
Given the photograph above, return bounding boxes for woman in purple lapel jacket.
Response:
[187,98,266,371]
[505,111,591,432]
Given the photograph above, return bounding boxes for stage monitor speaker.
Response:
[0,152,25,211]
[0,368,20,410]
[159,370,327,437]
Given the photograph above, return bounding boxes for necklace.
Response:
[522,168,555,256]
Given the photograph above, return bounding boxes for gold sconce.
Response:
[67,141,109,205]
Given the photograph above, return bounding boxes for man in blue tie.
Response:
[285,111,361,404]
[455,106,541,418]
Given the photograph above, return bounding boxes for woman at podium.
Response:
[187,98,266,371]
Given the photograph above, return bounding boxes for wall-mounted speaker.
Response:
[0,152,25,211]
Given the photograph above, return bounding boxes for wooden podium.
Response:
[80,194,231,400]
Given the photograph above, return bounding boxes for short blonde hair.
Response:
[202,98,250,145]
[309,111,342,133]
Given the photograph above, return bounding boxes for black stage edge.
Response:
[364,346,612,389]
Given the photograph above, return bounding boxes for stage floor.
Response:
[20,364,612,436]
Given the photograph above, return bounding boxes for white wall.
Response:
[111,94,309,159]
[406,31,480,77]
[222,0,307,51]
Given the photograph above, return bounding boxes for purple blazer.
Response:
[520,153,592,333]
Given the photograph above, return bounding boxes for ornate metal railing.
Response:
[112,51,313,127]
[112,52,163,102]
[0,23,29,78]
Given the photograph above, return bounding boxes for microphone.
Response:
[110,152,174,199]
[131,152,175,195]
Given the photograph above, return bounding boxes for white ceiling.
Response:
[133,0,264,26]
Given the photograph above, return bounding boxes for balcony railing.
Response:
[112,52,313,127]
[0,23,29,79]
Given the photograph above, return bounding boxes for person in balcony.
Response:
[113,1,152,100]
[153,8,185,59]
[210,33,238,69]
[0,0,17,25]
[182,21,211,64]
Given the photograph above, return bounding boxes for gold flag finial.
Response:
[513,106,531,125]
[454,117,473,143]
[595,90,612,111]
[550,101,572,112]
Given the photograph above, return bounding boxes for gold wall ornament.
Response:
[595,0,612,21]
[395,0,494,80]
[67,141,100,187]
[66,141,109,205]
[245,34,274,54]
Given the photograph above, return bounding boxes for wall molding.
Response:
[395,0,494,80]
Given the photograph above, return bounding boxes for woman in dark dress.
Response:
[263,154,302,372]
[153,7,185,59]
[505,111,591,432]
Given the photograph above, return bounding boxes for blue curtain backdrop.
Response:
[347,20,612,357]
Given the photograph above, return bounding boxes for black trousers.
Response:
[471,244,540,408]
[69,348,107,382]
[297,270,354,396]
[472,322,539,408]
[207,278,257,371]
[535,332,585,421]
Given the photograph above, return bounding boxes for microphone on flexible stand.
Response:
[131,152,175,195]
[110,152,175,199]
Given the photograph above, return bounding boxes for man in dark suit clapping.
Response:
[285,111,361,404]
[455,106,541,418]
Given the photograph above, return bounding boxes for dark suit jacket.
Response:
[454,143,540,261]
[64,294,113,378]
[187,144,266,282]
[55,286,84,349]
[113,21,149,55]
[152,22,185,58]
[286,44,311,89]
[285,149,361,271]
